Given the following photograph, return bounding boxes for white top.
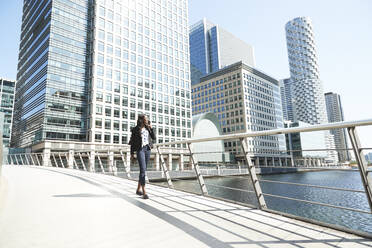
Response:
[141,128,149,147]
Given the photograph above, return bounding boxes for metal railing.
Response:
[4,119,372,235]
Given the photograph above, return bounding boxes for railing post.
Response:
[29,154,35,166]
[240,138,267,210]
[168,153,172,171]
[96,153,105,174]
[155,152,160,171]
[179,153,184,171]
[68,150,74,169]
[15,155,20,165]
[88,151,95,172]
[8,155,13,165]
[108,151,114,173]
[156,146,173,188]
[126,151,131,172]
[73,157,79,170]
[78,153,87,171]
[186,143,208,196]
[120,149,131,179]
[347,127,372,212]
[12,155,16,165]
[24,153,30,165]
[35,154,41,166]
[20,154,25,165]
[42,149,51,167]
[52,153,58,167]
[58,153,65,168]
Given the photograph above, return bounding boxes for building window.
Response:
[104,133,111,143]
[105,119,111,130]
[122,122,128,131]
[105,108,111,117]
[95,133,102,142]
[122,135,128,144]
[95,118,102,128]
[114,108,120,118]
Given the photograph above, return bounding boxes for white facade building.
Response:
[89,0,192,146]
[192,62,288,165]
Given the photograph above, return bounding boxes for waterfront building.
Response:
[189,18,255,85]
[0,78,15,148]
[192,61,288,165]
[12,0,192,150]
[285,17,338,163]
[325,92,350,162]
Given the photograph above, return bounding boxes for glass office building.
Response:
[0,78,15,148]
[13,0,192,148]
[189,18,255,85]
[12,0,91,148]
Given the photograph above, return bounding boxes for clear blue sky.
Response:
[1,0,371,148]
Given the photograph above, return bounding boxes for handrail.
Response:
[262,192,372,215]
[154,119,372,147]
[259,179,365,193]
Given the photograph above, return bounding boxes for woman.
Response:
[129,114,156,199]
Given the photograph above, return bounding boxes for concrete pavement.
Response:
[0,165,371,248]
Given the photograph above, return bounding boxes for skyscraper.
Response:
[89,0,192,146]
[189,18,255,85]
[0,78,15,148]
[325,92,350,162]
[279,78,294,122]
[285,17,338,163]
[12,0,192,149]
[12,0,91,148]
[285,17,328,125]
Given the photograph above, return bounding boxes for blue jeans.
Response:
[137,145,150,186]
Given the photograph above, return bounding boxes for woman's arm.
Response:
[148,127,156,140]
[129,127,135,155]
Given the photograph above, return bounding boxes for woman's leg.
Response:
[137,148,147,191]
[141,146,151,196]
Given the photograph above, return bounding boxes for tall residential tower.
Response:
[285,17,338,163]
[285,17,328,125]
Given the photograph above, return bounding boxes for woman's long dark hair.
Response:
[137,114,146,128]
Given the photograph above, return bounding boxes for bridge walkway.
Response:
[0,165,371,248]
